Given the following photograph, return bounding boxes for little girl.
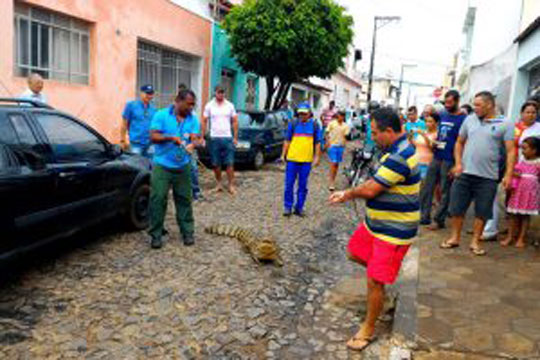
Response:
[413,112,439,179]
[502,136,540,248]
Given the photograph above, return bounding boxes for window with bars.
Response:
[13,3,90,84]
[220,68,235,102]
[137,41,196,109]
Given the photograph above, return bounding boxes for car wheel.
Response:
[126,183,150,230]
[253,150,265,170]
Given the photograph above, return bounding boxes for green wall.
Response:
[211,23,259,110]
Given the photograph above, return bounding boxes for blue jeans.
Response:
[131,143,153,159]
[284,161,312,212]
[190,152,201,199]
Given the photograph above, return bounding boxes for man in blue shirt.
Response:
[404,106,426,135]
[420,90,467,230]
[121,84,157,159]
[148,89,200,249]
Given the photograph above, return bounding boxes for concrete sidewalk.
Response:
[414,223,540,359]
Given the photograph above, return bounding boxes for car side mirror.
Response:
[110,144,123,158]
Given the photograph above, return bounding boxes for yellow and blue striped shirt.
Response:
[365,134,420,245]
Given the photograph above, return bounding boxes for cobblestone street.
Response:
[0,155,393,359]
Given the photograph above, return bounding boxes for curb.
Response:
[391,244,420,357]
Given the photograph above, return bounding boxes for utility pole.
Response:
[366,16,401,106]
[397,64,417,109]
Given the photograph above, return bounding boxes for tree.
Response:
[222,0,354,110]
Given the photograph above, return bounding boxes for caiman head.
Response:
[255,238,280,261]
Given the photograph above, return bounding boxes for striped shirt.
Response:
[365,134,420,245]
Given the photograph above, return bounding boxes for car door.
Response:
[0,113,57,254]
[32,112,116,231]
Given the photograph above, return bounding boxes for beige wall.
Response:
[0,0,212,142]
[520,0,540,32]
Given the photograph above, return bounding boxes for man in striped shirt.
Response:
[329,107,420,352]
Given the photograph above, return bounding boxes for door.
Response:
[33,112,114,231]
[0,113,57,253]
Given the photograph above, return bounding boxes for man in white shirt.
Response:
[19,73,48,104]
[202,85,239,194]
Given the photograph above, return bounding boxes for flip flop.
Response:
[440,241,459,249]
[346,335,377,352]
[469,246,486,256]
[329,186,336,192]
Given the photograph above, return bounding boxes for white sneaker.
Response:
[481,233,498,241]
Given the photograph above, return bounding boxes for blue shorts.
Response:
[419,163,429,179]
[209,137,235,167]
[328,145,345,163]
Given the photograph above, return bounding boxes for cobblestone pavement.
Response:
[0,153,393,359]
[414,220,540,359]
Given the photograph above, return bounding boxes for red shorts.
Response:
[347,223,410,284]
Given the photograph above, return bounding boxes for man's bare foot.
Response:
[515,241,526,248]
[213,185,223,193]
[469,242,486,256]
[347,327,376,352]
[227,185,236,195]
[440,238,460,249]
[500,237,512,247]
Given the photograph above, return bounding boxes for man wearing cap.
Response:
[148,89,200,249]
[280,102,322,217]
[201,85,239,194]
[120,85,157,158]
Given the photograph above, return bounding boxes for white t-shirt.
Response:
[20,89,48,104]
[203,99,237,138]
[519,122,540,161]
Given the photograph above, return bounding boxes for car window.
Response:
[238,113,264,129]
[266,114,279,129]
[0,147,8,170]
[0,114,37,146]
[0,117,18,145]
[35,113,107,162]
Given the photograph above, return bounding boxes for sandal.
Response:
[469,246,486,256]
[346,335,377,352]
[440,240,459,249]
[329,186,336,192]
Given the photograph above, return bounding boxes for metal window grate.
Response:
[13,2,90,84]
[137,41,196,109]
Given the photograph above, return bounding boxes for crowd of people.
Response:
[17,73,539,353]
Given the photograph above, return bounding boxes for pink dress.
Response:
[507,159,540,215]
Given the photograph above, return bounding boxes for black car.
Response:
[0,98,151,262]
[199,110,291,170]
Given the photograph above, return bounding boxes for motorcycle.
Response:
[344,143,378,187]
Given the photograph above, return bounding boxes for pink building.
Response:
[0,0,212,142]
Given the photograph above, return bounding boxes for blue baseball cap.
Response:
[140,84,155,94]
[297,102,311,113]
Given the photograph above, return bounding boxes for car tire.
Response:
[125,183,150,230]
[253,149,265,170]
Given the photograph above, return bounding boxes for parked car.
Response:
[0,98,151,262]
[199,110,291,170]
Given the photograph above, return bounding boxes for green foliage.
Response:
[222,0,354,108]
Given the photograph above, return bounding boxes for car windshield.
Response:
[238,113,264,129]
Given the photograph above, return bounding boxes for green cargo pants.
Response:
[148,164,194,240]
